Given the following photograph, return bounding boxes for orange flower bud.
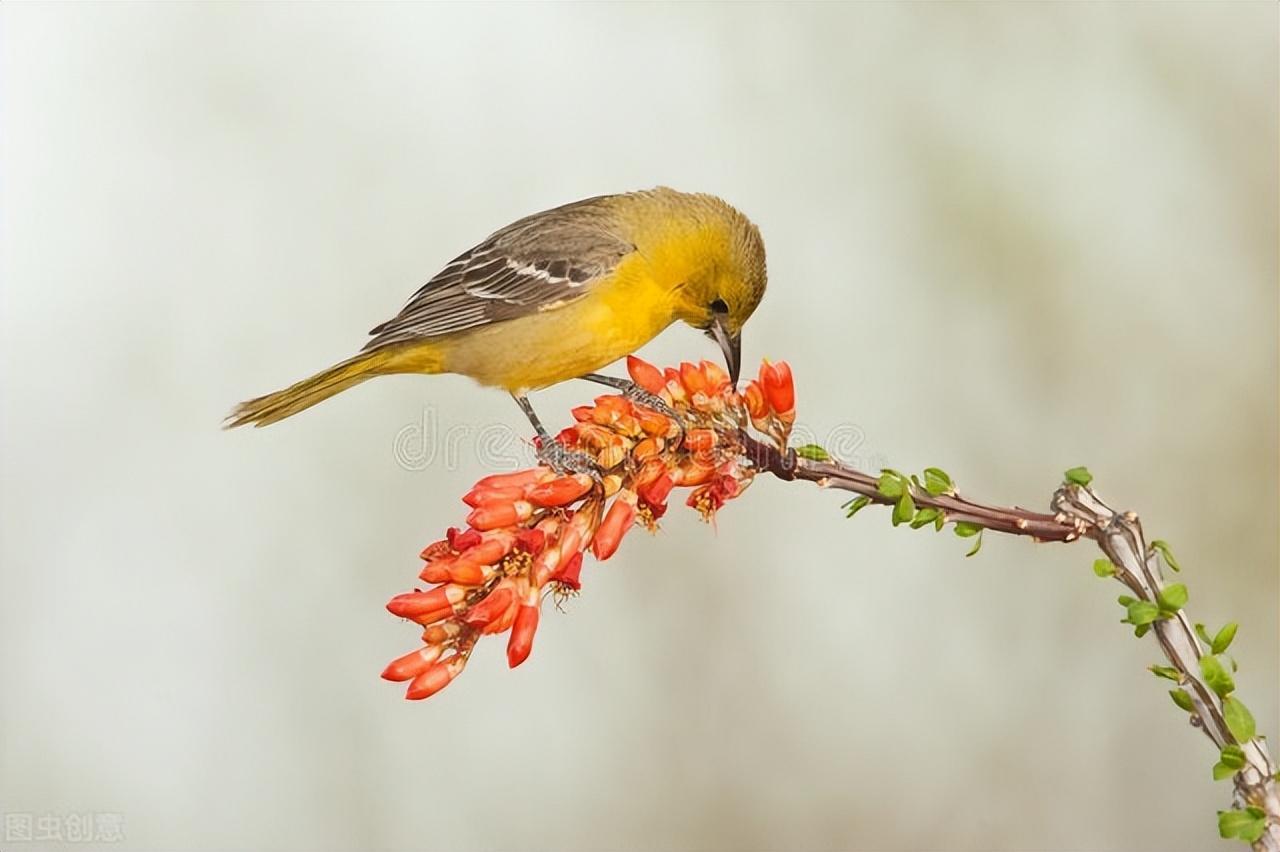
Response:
[462,484,527,508]
[386,584,464,622]
[700,360,730,393]
[526,474,594,508]
[632,436,664,462]
[473,468,545,491]
[463,586,516,629]
[592,494,637,560]
[684,428,718,453]
[636,408,676,437]
[759,360,795,416]
[381,644,443,682]
[466,500,532,530]
[405,654,465,700]
[419,556,454,583]
[742,381,768,420]
[678,361,707,395]
[626,355,666,395]
[506,604,539,668]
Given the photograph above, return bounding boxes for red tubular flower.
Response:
[506,604,539,668]
[382,356,799,702]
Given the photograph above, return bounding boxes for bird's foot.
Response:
[578,373,683,425]
[620,383,682,423]
[535,439,603,478]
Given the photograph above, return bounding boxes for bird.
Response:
[226,187,767,466]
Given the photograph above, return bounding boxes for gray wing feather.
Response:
[363,196,633,351]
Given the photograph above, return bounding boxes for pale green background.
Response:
[2,4,1276,851]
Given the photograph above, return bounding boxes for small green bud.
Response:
[1124,601,1160,626]
[1157,583,1187,613]
[909,507,941,529]
[1064,466,1093,487]
[1211,622,1238,655]
[965,529,983,557]
[1199,655,1235,699]
[1218,744,1247,771]
[892,493,915,526]
[953,522,982,538]
[1092,559,1116,578]
[1223,697,1257,743]
[922,467,954,496]
[1218,808,1267,843]
[1148,665,1181,682]
[1150,539,1181,572]
[843,496,872,518]
[794,444,829,462]
[1194,622,1213,646]
[1169,688,1195,712]
[877,472,903,498]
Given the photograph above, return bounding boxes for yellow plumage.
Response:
[227,187,766,429]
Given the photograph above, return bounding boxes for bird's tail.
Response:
[225,344,442,428]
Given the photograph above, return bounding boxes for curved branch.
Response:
[742,435,1279,850]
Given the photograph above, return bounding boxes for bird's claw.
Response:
[620,384,681,423]
[536,440,603,479]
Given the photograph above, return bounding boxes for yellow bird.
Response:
[227,187,767,462]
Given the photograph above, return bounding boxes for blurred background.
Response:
[1,4,1275,850]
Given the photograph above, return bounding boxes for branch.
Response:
[745,435,1279,849]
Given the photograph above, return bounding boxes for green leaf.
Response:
[794,443,829,462]
[843,496,872,518]
[1149,665,1181,682]
[1218,808,1267,843]
[922,467,953,496]
[892,493,915,527]
[1117,595,1137,607]
[1200,655,1235,698]
[954,522,982,538]
[1133,623,1151,638]
[1169,688,1195,712]
[877,472,903,498]
[1124,601,1160,626]
[1211,622,1239,655]
[1150,539,1181,572]
[965,529,984,558]
[1064,466,1093,487]
[1092,559,1116,578]
[1157,583,1187,613]
[1223,697,1256,743]
[934,511,946,531]
[1195,622,1213,646]
[909,507,941,529]
[1219,744,1247,770]
[1212,761,1237,781]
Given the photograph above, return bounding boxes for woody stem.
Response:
[739,431,1280,850]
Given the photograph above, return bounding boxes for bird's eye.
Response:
[709,298,729,314]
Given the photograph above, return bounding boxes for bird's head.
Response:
[674,200,767,386]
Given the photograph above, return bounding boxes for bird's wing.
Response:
[363,196,634,351]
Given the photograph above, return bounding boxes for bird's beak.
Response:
[709,315,741,385]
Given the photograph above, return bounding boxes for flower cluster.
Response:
[382,356,797,701]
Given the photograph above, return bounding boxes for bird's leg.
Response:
[511,394,601,476]
[577,373,682,424]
